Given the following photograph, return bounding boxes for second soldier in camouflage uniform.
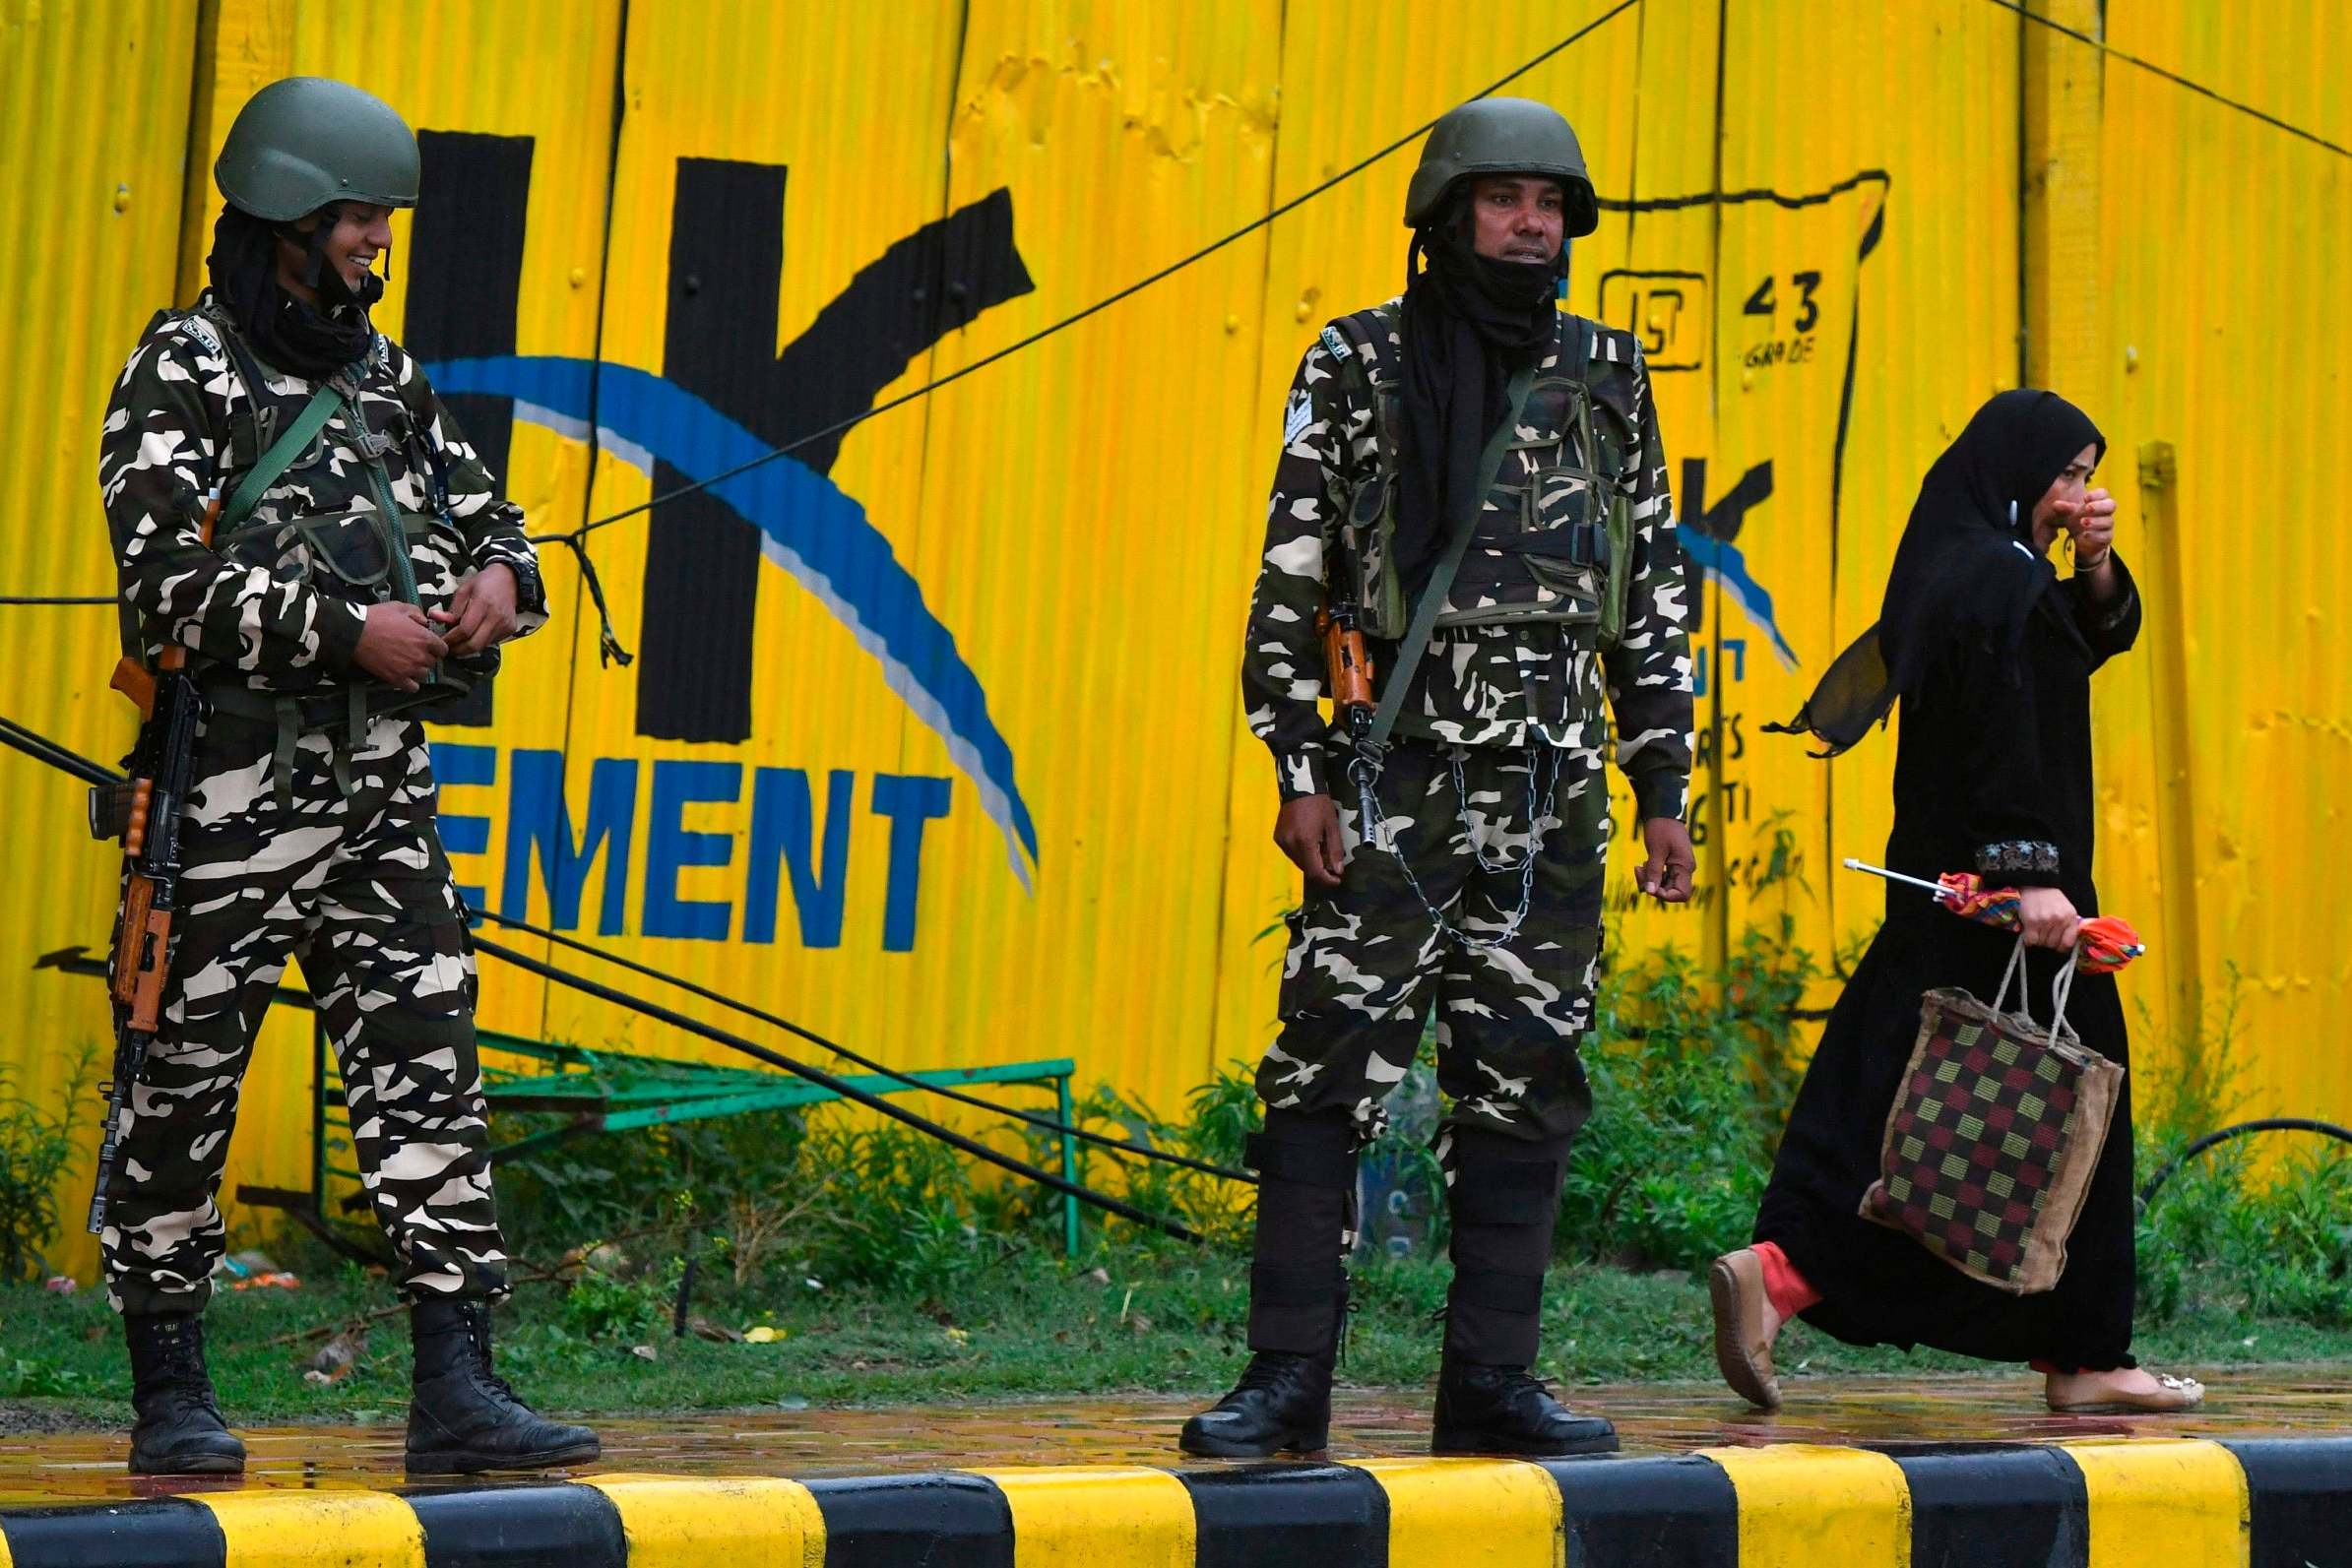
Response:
[1183,99,1695,1459]
[95,77,596,1476]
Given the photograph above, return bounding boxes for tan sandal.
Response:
[2048,1370,2205,1414]
[1707,1248,1782,1410]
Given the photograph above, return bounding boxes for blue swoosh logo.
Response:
[427,355,1040,889]
[1680,530,1799,669]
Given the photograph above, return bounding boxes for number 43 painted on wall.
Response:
[1745,272,1822,332]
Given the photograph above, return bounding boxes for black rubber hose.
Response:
[2136,1117,2352,1210]
[6,710,1250,1184]
[471,934,1202,1242]
[0,716,118,787]
[0,709,1223,1233]
[471,906,1253,1185]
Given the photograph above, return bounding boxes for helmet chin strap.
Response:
[286,204,387,310]
[282,216,334,292]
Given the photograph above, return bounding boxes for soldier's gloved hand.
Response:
[432,563,522,657]
[1637,817,1696,903]
[1276,794,1348,890]
[355,601,449,692]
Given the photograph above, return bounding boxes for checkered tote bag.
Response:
[1860,938,2125,1294]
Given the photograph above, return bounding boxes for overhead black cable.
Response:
[470,906,1253,1185]
[551,0,1642,546]
[3,0,2337,606]
[1988,0,2351,160]
[0,596,114,606]
[0,2,1647,616]
[471,934,1201,1241]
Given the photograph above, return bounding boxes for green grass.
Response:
[7,933,2344,1433]
[8,1245,2350,1429]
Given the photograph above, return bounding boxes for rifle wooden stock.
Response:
[110,876,153,1007]
[1317,604,1375,715]
[109,658,157,721]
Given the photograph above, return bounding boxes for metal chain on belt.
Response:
[1352,744,1559,952]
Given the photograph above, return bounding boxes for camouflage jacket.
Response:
[97,290,545,698]
[1241,300,1694,821]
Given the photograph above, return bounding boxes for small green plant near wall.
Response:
[1563,914,1815,1272]
[2135,976,2352,1330]
[470,927,2348,1361]
[0,1043,95,1284]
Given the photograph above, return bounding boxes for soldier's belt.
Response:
[201,673,471,734]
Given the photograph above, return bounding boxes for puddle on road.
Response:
[4,1369,2346,1505]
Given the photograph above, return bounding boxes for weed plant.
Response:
[473,930,2352,1355]
[2134,976,2352,1329]
[9,947,2352,1419]
[0,1044,95,1283]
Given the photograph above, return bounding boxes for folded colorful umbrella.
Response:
[1843,859,2145,974]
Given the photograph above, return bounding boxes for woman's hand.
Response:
[2017,886,2082,952]
[2059,487,2116,567]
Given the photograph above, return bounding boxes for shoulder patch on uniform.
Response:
[1283,387,1313,446]
[180,314,222,352]
[1319,325,1353,361]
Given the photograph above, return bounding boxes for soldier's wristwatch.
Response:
[499,555,546,616]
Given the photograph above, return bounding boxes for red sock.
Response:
[1751,1240,1821,1319]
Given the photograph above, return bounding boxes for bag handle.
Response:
[1992,933,2031,1020]
[1992,930,2083,1047]
[2048,947,2080,1043]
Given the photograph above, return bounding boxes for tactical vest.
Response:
[152,303,476,800]
[1320,304,1638,651]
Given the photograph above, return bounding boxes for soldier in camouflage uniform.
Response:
[95,77,596,1476]
[1183,99,1695,1459]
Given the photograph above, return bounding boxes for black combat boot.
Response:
[1180,1108,1357,1458]
[124,1311,246,1474]
[1430,1128,1617,1457]
[406,1298,601,1474]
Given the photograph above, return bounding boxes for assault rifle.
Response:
[1316,596,1383,831]
[82,489,220,1233]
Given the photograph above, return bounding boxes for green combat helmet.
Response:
[215,77,418,222]
[1404,96,1598,236]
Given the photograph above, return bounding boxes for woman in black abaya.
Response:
[1707,390,2201,1414]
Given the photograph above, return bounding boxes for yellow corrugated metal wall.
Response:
[1,0,2343,1280]
[2026,0,2352,1123]
[0,0,202,1280]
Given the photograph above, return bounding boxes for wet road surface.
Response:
[4,1367,2345,1504]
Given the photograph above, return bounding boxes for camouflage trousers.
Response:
[101,708,507,1314]
[1258,736,1609,1155]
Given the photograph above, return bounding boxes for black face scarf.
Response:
[1393,194,1564,601]
[207,204,382,382]
[1766,389,2107,756]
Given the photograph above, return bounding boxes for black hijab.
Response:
[207,204,382,381]
[1767,389,2106,756]
[1393,192,1564,600]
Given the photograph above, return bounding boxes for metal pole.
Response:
[1843,857,1956,899]
[311,1013,328,1219]
[1057,1072,1079,1258]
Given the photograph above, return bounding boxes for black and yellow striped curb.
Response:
[1,1438,2345,1566]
